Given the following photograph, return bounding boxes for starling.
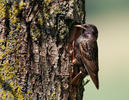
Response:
[73,24,99,89]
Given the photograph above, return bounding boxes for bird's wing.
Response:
[79,40,99,89]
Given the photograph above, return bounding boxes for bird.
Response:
[70,24,99,89]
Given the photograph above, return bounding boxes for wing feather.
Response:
[79,40,99,89]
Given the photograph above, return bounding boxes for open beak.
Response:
[74,25,87,30]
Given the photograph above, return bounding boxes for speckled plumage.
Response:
[74,24,99,89]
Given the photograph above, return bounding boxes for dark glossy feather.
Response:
[79,40,99,89]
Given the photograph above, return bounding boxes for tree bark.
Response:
[0,0,85,100]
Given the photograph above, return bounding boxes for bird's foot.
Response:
[70,71,86,86]
[72,58,79,65]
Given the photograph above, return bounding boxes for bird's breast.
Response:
[76,35,87,45]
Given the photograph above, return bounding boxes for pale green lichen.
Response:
[19,1,26,10]
[0,1,5,18]
[0,1,31,99]
[44,0,51,6]
[50,92,57,100]
[10,1,20,24]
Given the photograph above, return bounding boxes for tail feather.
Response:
[88,70,99,89]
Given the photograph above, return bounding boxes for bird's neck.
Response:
[76,35,96,44]
[76,35,87,44]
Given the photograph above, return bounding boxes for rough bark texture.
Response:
[0,0,85,100]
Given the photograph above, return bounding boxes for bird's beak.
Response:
[74,25,87,30]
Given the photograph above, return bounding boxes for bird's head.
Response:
[75,24,98,41]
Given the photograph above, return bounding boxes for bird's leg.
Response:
[70,70,83,86]
[70,65,86,86]
[72,41,77,64]
[70,41,85,85]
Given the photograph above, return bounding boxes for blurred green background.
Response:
[83,0,129,100]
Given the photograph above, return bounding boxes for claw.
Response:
[70,71,85,86]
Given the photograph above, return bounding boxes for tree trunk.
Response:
[0,0,85,100]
